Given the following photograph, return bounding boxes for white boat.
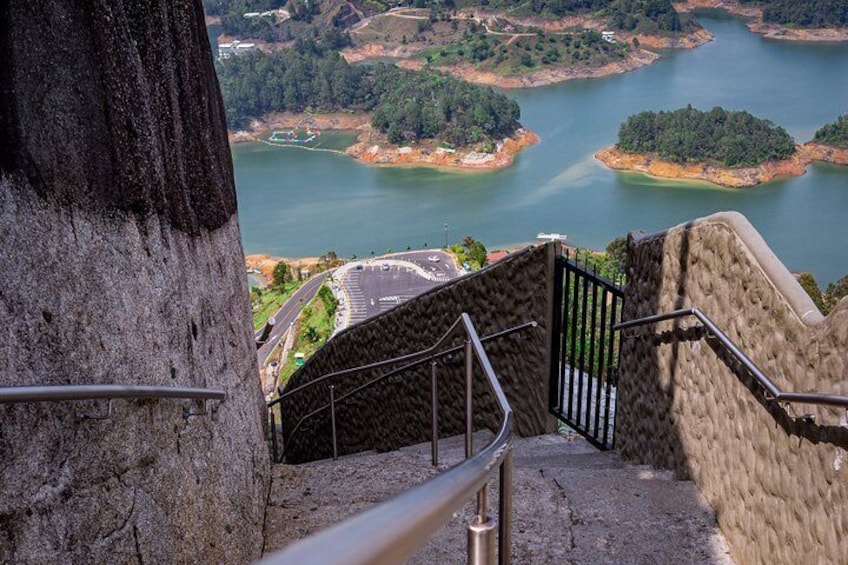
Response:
[537,232,567,242]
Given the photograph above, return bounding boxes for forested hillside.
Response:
[738,0,848,28]
[813,115,848,148]
[216,39,521,146]
[616,106,796,167]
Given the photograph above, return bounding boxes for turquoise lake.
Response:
[229,11,848,284]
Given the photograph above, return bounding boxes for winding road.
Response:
[256,271,330,368]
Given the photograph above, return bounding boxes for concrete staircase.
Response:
[263,432,735,564]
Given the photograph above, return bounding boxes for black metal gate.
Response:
[550,249,624,450]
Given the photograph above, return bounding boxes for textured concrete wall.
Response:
[280,245,555,464]
[617,211,848,564]
[0,2,269,563]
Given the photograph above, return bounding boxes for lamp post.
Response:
[444,223,449,249]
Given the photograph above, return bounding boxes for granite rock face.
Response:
[617,212,848,564]
[0,1,269,563]
[279,245,556,464]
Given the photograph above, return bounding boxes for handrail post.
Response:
[329,385,338,461]
[465,339,473,459]
[270,408,279,464]
[468,490,496,565]
[498,446,513,565]
[431,359,439,467]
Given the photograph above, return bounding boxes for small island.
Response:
[596,106,805,187]
[598,108,848,187]
[217,39,537,169]
[805,114,848,165]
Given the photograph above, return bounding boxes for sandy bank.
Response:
[595,145,811,188]
[346,127,539,170]
[675,0,848,42]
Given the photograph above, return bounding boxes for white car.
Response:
[428,255,440,262]
[381,263,390,271]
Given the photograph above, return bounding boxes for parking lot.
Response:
[333,250,462,328]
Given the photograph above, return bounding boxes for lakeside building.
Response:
[218,40,258,60]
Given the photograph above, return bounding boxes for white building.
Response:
[602,31,615,43]
[218,40,258,60]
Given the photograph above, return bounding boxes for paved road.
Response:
[256,271,329,367]
[336,250,462,327]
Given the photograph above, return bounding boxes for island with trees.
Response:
[597,107,848,187]
[805,114,848,166]
[217,39,537,169]
[595,106,809,187]
[676,0,848,42]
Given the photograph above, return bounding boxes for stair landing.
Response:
[263,432,735,563]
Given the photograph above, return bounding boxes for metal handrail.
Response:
[614,307,848,409]
[261,313,515,565]
[269,320,535,407]
[0,384,226,404]
[274,321,537,459]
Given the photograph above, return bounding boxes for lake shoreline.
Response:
[595,143,848,187]
[228,112,539,171]
[675,0,848,42]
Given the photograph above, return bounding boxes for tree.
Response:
[797,273,825,313]
[605,236,628,273]
[272,261,290,287]
[462,236,488,268]
[823,275,848,313]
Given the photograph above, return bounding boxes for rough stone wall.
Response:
[617,211,848,564]
[0,2,269,563]
[280,245,556,464]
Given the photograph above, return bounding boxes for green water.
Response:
[231,12,848,284]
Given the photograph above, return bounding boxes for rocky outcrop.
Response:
[0,2,269,563]
[803,141,848,166]
[595,145,810,187]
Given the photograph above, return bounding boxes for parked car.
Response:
[428,255,440,262]
[381,263,390,271]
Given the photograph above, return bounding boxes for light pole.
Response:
[444,223,449,249]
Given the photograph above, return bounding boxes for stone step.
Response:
[263,433,735,564]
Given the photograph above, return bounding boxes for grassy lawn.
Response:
[277,284,338,388]
[251,281,303,330]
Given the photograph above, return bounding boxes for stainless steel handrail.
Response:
[261,313,515,565]
[614,306,848,409]
[269,320,535,407]
[274,321,537,459]
[0,384,226,404]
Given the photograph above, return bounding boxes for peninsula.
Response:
[341,1,712,88]
[217,39,538,170]
[207,0,714,91]
[675,0,848,42]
